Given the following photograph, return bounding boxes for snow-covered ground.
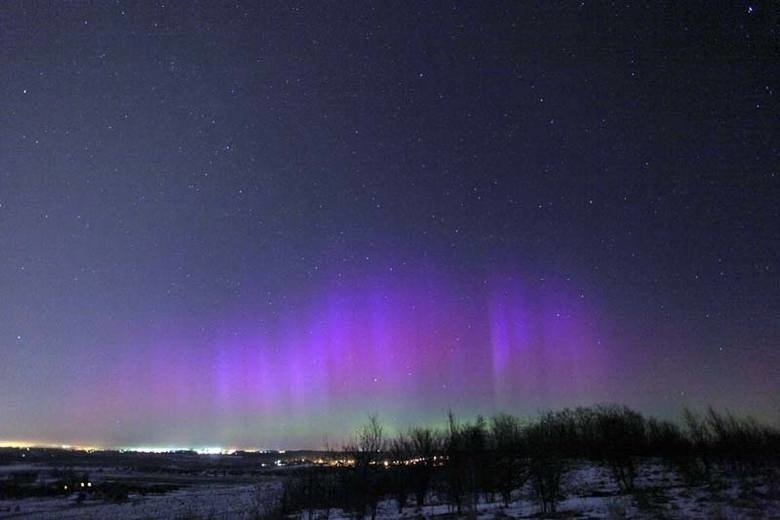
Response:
[0,480,280,519]
[307,464,778,520]
[0,461,777,518]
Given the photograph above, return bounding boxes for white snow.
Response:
[1,460,777,518]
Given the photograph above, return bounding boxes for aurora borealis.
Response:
[69,267,612,447]
[1,2,778,448]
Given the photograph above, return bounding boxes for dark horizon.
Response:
[1,402,777,453]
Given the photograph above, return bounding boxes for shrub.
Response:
[526,413,567,515]
[592,405,646,492]
[490,413,526,506]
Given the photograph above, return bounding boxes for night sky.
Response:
[1,2,778,449]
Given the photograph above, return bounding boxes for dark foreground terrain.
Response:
[1,406,778,518]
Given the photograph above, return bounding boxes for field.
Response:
[3,407,779,518]
[0,449,778,519]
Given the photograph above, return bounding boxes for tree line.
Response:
[260,405,780,518]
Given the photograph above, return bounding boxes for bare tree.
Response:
[359,414,385,460]
[409,427,439,507]
[527,413,566,515]
[491,413,526,506]
[389,434,411,512]
[356,414,385,520]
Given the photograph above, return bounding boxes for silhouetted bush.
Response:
[646,417,687,455]
[490,413,526,506]
[526,412,567,515]
[593,405,646,492]
[278,467,338,518]
[388,436,411,511]
[442,412,489,514]
[408,427,440,507]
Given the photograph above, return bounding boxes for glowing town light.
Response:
[195,446,235,455]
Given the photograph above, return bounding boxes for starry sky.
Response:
[1,2,778,449]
